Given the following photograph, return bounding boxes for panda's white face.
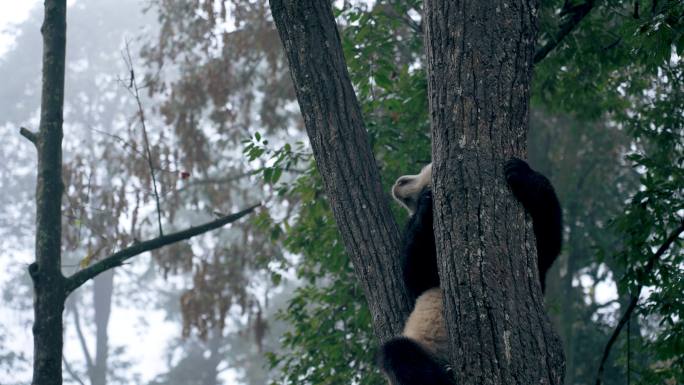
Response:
[392,163,432,214]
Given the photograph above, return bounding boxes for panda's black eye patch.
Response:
[397,179,409,186]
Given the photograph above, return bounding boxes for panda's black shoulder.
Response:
[401,188,439,300]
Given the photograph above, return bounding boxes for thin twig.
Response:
[76,171,93,247]
[87,125,179,174]
[62,355,87,385]
[534,0,597,64]
[594,221,684,385]
[122,41,164,237]
[70,302,94,374]
[65,203,260,294]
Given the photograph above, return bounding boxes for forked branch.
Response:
[122,41,164,237]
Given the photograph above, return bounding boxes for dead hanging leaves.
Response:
[137,0,297,345]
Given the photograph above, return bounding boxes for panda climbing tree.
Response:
[270,0,566,384]
[380,159,563,385]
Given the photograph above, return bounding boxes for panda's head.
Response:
[391,163,432,214]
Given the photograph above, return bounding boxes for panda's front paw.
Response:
[504,157,536,201]
[504,157,532,185]
[504,157,532,177]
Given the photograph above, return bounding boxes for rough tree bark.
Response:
[269,0,413,339]
[23,2,259,384]
[271,0,565,384]
[424,1,565,384]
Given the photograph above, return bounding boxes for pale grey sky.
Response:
[0,0,78,57]
[0,1,40,56]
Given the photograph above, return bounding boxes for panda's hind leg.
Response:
[379,337,454,385]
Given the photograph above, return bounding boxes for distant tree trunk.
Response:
[29,1,67,384]
[424,1,565,383]
[202,327,223,385]
[91,271,114,385]
[269,0,412,339]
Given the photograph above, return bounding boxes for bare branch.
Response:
[69,303,94,374]
[62,355,86,385]
[20,126,38,145]
[122,40,164,237]
[595,221,684,385]
[180,171,260,188]
[65,204,260,294]
[534,0,596,64]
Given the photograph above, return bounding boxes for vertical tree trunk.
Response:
[424,1,565,384]
[91,271,114,385]
[269,0,412,339]
[30,1,67,385]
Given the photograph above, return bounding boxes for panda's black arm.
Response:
[504,158,563,292]
[401,189,440,300]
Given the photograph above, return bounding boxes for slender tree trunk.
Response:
[29,1,67,384]
[91,271,114,385]
[269,0,412,339]
[424,1,565,384]
[558,203,581,385]
[202,327,223,385]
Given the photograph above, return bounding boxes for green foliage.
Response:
[609,65,684,384]
[534,1,684,382]
[534,0,684,119]
[244,133,312,186]
[339,0,430,172]
[265,169,381,384]
[528,108,638,385]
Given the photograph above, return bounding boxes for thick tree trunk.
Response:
[269,0,412,339]
[30,1,68,384]
[424,1,565,384]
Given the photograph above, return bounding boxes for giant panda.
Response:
[378,158,563,385]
